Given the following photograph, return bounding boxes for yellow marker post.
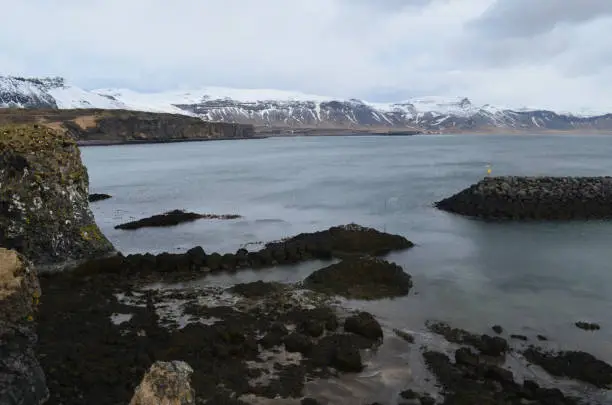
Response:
[486,164,492,176]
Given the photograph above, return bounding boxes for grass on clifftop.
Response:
[0,123,76,153]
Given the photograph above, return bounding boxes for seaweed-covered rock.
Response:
[129,361,195,405]
[436,176,612,220]
[304,257,412,299]
[115,210,241,230]
[266,223,414,259]
[523,347,612,388]
[0,124,114,272]
[427,322,508,357]
[0,249,48,405]
[344,312,383,341]
[423,349,578,405]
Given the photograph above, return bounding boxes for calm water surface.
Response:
[82,134,612,403]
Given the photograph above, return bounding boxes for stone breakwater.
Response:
[435,176,612,220]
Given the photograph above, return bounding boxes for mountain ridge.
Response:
[2,75,611,134]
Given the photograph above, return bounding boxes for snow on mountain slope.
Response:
[48,85,126,109]
[0,76,126,109]
[2,76,611,133]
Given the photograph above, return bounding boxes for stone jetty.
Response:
[436,176,612,220]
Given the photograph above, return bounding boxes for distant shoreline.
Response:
[76,136,269,147]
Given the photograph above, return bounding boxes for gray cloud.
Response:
[0,0,610,112]
[470,0,612,38]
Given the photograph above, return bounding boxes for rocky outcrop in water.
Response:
[129,361,195,405]
[436,176,612,220]
[0,249,49,405]
[115,210,241,230]
[0,124,115,272]
[303,257,413,300]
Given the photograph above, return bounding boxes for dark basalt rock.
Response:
[229,281,284,298]
[423,348,578,405]
[426,322,508,357]
[283,333,313,355]
[304,257,412,300]
[308,333,367,373]
[575,321,601,331]
[88,193,112,202]
[491,325,503,334]
[436,176,612,220]
[266,223,414,259]
[344,312,383,341]
[115,209,241,230]
[523,347,612,388]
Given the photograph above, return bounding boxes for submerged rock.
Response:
[88,193,112,202]
[0,249,49,405]
[115,210,241,230]
[575,321,601,331]
[524,347,612,388]
[304,257,412,299]
[0,124,114,271]
[129,361,195,405]
[436,176,612,220]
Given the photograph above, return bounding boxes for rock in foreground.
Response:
[436,176,612,220]
[0,124,114,271]
[304,257,412,299]
[0,248,49,405]
[115,210,242,230]
[130,361,195,405]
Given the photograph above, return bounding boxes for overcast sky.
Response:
[2,0,612,111]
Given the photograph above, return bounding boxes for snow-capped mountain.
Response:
[1,76,611,133]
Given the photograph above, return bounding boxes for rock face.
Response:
[436,176,612,220]
[130,361,195,405]
[0,248,49,405]
[0,124,115,272]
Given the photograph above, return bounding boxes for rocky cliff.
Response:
[0,109,256,145]
[0,249,48,405]
[0,124,115,271]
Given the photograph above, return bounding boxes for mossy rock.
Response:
[303,257,412,300]
[0,124,115,272]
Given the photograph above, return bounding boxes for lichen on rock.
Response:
[0,248,49,405]
[0,124,115,271]
[130,361,195,405]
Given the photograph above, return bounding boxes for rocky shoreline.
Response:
[2,124,612,405]
[436,176,612,220]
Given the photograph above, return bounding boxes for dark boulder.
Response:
[283,333,313,355]
[344,312,383,341]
